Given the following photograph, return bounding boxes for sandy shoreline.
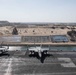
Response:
[0,26,72,36]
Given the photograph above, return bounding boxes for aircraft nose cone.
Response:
[38,51,42,58]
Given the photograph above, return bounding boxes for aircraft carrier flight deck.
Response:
[0,50,76,75]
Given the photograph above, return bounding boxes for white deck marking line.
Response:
[58,58,76,67]
[4,58,12,75]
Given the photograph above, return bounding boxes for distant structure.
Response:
[0,21,10,26]
[12,27,18,35]
[0,21,9,24]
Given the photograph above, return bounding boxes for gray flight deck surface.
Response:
[0,51,76,75]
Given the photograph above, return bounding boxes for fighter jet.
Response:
[28,46,49,58]
[0,46,9,54]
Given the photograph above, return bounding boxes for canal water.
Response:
[2,46,76,51]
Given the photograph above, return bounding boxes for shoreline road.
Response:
[0,51,76,75]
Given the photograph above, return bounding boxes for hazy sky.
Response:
[0,0,76,22]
